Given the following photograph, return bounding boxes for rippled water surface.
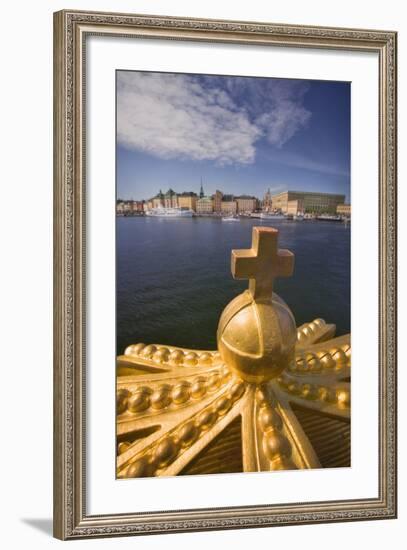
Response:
[117,217,350,354]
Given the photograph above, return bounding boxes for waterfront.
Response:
[117,216,350,354]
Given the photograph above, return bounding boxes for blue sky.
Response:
[117,71,350,202]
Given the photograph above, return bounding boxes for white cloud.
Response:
[117,72,311,164]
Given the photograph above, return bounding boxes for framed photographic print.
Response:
[53,9,397,540]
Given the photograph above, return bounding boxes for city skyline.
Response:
[117,71,350,202]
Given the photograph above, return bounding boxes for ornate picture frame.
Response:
[53,9,397,540]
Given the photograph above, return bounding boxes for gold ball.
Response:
[297,331,306,342]
[190,377,206,398]
[178,422,199,447]
[217,291,296,383]
[320,353,336,369]
[199,352,213,365]
[127,387,151,413]
[126,457,150,477]
[220,365,231,381]
[214,395,232,416]
[196,409,217,430]
[153,348,170,364]
[256,387,267,405]
[207,372,221,392]
[229,381,246,402]
[141,344,157,358]
[336,388,350,407]
[305,353,319,370]
[324,388,337,403]
[117,389,130,414]
[301,384,319,400]
[150,385,171,410]
[171,383,190,405]
[262,432,292,461]
[343,345,351,360]
[271,456,297,471]
[124,343,145,356]
[258,407,283,432]
[169,349,184,365]
[302,326,312,337]
[117,441,131,455]
[287,381,300,395]
[331,347,347,366]
[184,352,198,366]
[154,438,179,468]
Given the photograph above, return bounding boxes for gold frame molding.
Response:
[53,9,397,540]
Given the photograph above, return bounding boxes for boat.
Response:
[222,215,240,222]
[145,207,194,218]
[293,213,304,221]
[316,214,342,222]
[259,212,286,220]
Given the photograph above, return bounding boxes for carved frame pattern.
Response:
[53,9,397,540]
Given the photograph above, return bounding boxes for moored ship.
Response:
[221,215,240,222]
[316,214,342,222]
[145,207,195,218]
[259,212,286,220]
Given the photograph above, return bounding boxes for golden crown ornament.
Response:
[117,227,350,477]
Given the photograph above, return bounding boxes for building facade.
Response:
[236,195,257,213]
[213,190,223,213]
[178,192,197,211]
[151,190,164,209]
[196,196,214,214]
[337,204,351,216]
[287,199,304,216]
[221,195,237,215]
[271,191,345,214]
[163,188,178,208]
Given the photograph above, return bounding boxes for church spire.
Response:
[200,177,204,198]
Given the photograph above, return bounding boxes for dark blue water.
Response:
[116,217,350,354]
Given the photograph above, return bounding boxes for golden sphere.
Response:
[271,456,297,471]
[184,352,198,366]
[198,352,213,365]
[127,387,151,413]
[258,407,283,432]
[197,409,217,430]
[169,349,184,365]
[206,372,221,392]
[124,343,145,356]
[190,377,206,398]
[301,384,319,400]
[262,432,292,461]
[126,457,150,478]
[178,422,199,447]
[150,385,171,410]
[117,389,130,414]
[217,290,296,383]
[229,381,246,402]
[171,382,190,404]
[141,344,157,358]
[153,348,170,363]
[214,396,232,416]
[154,438,179,468]
[336,388,350,407]
[117,441,131,455]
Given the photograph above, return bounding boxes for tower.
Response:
[263,188,273,212]
[200,177,204,198]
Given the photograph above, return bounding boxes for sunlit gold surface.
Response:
[117,227,350,478]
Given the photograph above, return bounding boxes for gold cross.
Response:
[231,227,294,300]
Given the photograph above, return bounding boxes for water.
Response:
[116,217,350,354]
